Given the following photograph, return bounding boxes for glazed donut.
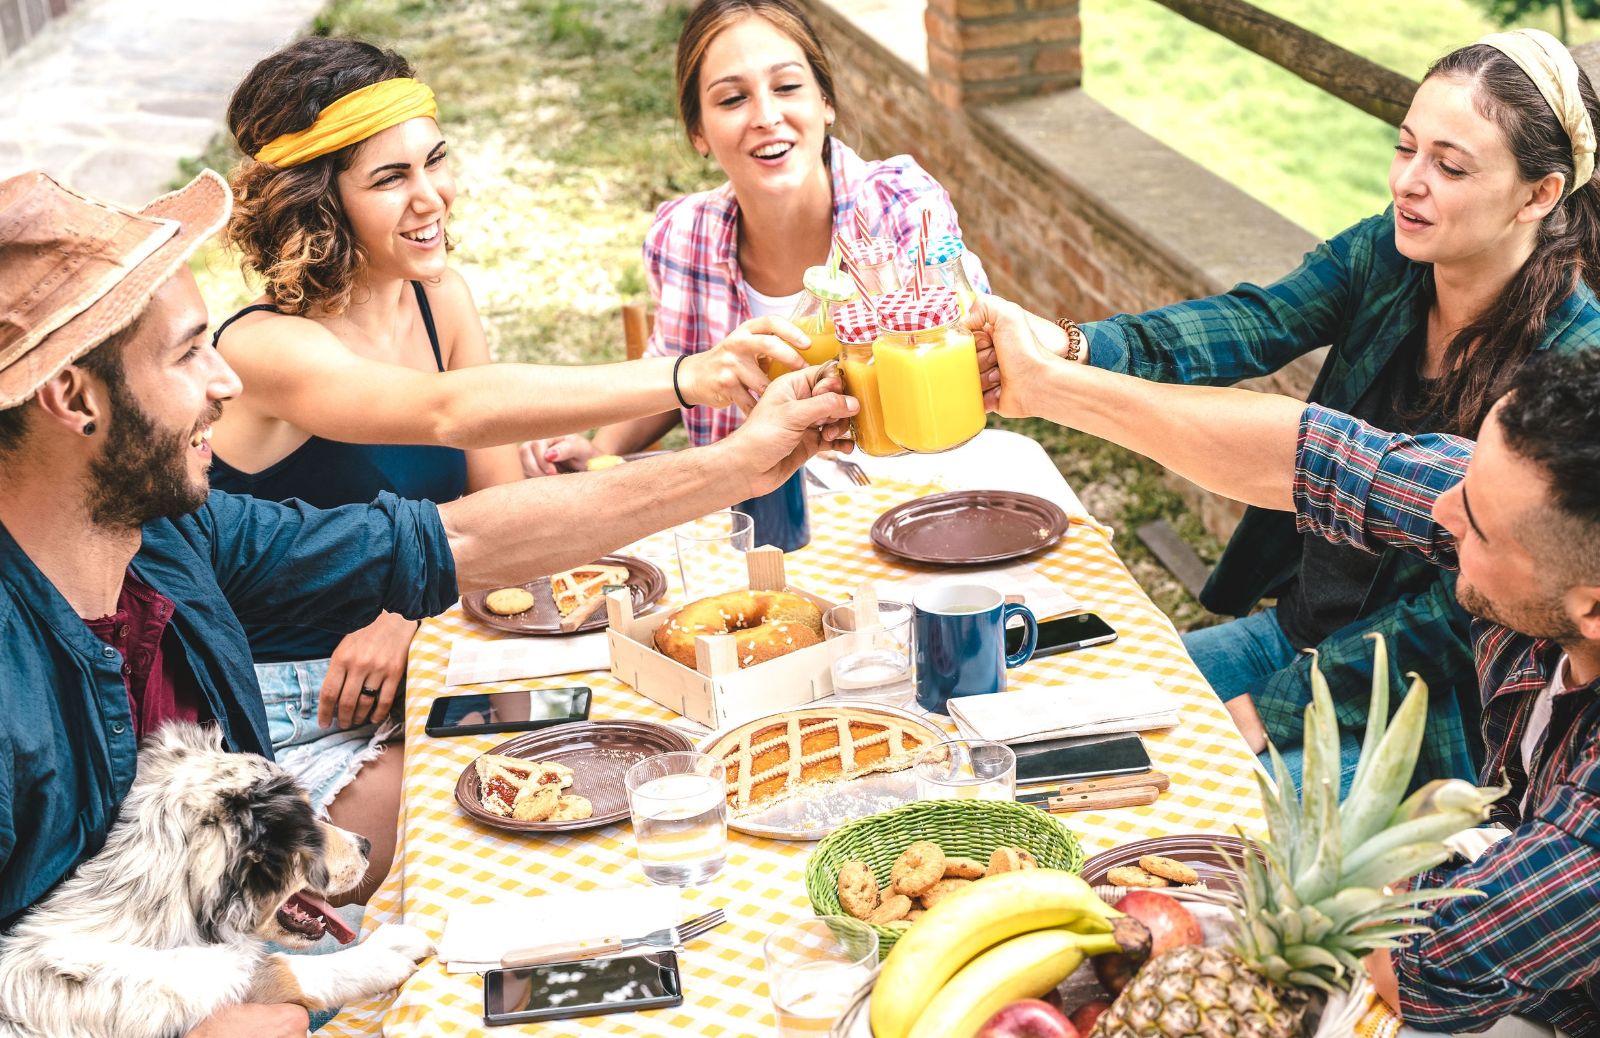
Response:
[653,590,823,669]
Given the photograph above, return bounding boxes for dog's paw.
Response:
[363,923,434,963]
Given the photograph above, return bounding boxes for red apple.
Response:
[975,998,1081,1038]
[1070,1000,1111,1034]
[1115,890,1202,956]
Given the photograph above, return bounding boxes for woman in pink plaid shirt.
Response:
[528,0,988,472]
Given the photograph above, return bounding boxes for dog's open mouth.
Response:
[278,890,356,945]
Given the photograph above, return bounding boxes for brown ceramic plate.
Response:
[454,720,694,833]
[1080,833,1259,892]
[461,554,666,635]
[870,490,1070,565]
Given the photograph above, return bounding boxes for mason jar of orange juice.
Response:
[764,266,857,379]
[872,287,985,453]
[833,301,903,458]
[847,236,902,297]
[914,234,978,314]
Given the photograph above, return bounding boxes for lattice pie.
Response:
[550,564,631,617]
[474,754,580,821]
[704,707,937,816]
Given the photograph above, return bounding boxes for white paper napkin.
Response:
[438,885,682,972]
[444,633,611,687]
[946,677,1181,744]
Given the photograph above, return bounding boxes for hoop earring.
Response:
[82,422,96,436]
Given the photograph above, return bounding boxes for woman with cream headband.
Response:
[979,29,1600,796]
[210,37,775,896]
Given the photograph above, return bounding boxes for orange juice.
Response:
[766,312,842,380]
[916,234,978,313]
[833,301,902,457]
[763,266,857,379]
[871,288,985,453]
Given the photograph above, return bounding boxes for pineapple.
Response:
[1092,635,1506,1038]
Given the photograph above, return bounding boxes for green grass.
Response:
[1082,0,1600,236]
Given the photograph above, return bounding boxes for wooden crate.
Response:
[605,546,837,728]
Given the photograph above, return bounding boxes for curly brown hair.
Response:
[224,37,417,316]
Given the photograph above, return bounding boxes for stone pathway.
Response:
[0,0,323,205]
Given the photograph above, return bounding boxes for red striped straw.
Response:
[920,209,931,241]
[835,233,877,309]
[854,208,870,240]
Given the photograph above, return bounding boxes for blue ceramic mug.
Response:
[912,583,1037,714]
[735,468,810,553]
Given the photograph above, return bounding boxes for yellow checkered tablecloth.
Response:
[323,479,1267,1037]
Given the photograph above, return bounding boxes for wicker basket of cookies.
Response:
[806,799,1084,957]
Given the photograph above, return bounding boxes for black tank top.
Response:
[209,281,469,663]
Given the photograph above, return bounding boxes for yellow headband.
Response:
[253,78,439,168]
[1477,29,1596,195]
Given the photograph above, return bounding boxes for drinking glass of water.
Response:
[764,916,877,1038]
[673,510,754,599]
[625,751,727,887]
[823,599,915,709]
[914,739,1016,801]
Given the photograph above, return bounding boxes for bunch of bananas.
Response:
[870,870,1142,1038]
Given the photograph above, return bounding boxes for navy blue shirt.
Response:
[0,490,458,927]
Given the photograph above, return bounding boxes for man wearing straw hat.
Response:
[0,168,855,1034]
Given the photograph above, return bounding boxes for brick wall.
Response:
[0,0,72,62]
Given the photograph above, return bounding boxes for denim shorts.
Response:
[257,658,399,816]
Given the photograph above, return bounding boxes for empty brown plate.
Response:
[1080,833,1259,892]
[454,719,694,833]
[461,554,666,635]
[870,490,1070,565]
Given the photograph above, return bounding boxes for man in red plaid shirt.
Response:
[978,296,1600,1035]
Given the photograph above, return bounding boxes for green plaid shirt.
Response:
[1083,210,1600,785]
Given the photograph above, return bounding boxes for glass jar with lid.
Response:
[764,266,857,380]
[871,287,986,453]
[833,301,904,458]
[912,234,978,313]
[845,236,902,297]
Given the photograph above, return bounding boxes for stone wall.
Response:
[0,0,71,62]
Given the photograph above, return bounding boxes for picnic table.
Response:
[323,430,1269,1037]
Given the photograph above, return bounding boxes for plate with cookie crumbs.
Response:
[697,704,947,841]
[1079,833,1259,899]
[455,720,692,833]
[461,554,667,636]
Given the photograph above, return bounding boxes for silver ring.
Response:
[358,687,380,698]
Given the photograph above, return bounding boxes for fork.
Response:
[500,908,727,967]
[835,457,871,486]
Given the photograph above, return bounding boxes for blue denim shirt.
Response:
[0,490,458,928]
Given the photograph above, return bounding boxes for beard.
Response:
[1457,579,1580,644]
[85,386,219,530]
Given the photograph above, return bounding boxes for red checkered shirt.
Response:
[643,137,989,446]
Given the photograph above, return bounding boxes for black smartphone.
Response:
[483,951,683,1025]
[424,687,591,738]
[1007,612,1117,659]
[1012,732,1151,786]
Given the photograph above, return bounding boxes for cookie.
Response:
[867,894,913,924]
[905,908,926,922]
[1107,865,1169,888]
[510,784,560,822]
[549,794,592,821]
[891,841,947,897]
[485,587,535,616]
[919,877,974,908]
[1139,855,1199,885]
[942,856,986,880]
[986,847,1038,875]
[836,861,880,920]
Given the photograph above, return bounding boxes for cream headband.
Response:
[1477,28,1596,194]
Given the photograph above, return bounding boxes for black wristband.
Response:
[672,353,692,409]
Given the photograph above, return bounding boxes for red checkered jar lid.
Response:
[849,236,898,268]
[876,287,960,332]
[832,301,880,343]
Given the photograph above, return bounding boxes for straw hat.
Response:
[0,169,230,409]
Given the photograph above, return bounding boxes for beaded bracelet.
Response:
[1054,318,1086,363]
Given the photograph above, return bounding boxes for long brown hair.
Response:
[223,37,416,316]
[674,0,838,151]
[1419,44,1600,436]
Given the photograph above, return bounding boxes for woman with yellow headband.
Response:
[208,37,776,898]
[978,28,1600,799]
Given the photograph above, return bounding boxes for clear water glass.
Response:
[914,739,1017,801]
[673,509,755,599]
[625,751,727,886]
[823,599,915,709]
[764,916,877,1037]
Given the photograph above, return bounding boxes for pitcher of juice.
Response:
[872,287,986,453]
[846,237,902,297]
[832,302,903,458]
[914,234,979,313]
[764,266,856,379]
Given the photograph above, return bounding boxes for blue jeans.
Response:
[1181,608,1362,796]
